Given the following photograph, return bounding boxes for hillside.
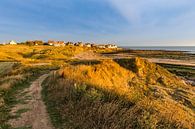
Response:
[0,45,194,129]
[43,57,195,129]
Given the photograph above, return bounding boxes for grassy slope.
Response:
[0,45,115,129]
[43,58,195,129]
[1,45,194,128]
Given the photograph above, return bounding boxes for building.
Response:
[54,41,65,47]
[48,40,65,46]
[97,44,106,49]
[48,40,55,46]
[85,43,92,48]
[9,40,17,45]
[106,44,118,49]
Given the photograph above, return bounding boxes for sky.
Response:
[0,0,195,46]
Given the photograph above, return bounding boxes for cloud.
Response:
[106,0,195,45]
[108,0,194,25]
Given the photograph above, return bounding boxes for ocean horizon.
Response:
[121,46,195,54]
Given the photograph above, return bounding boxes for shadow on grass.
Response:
[114,58,137,73]
[70,60,101,66]
[42,76,137,129]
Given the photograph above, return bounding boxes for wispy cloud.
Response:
[107,0,195,45]
[108,0,194,24]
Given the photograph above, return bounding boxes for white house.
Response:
[106,44,118,49]
[9,40,17,45]
[85,43,92,48]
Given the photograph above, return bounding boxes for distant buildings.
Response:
[85,43,92,48]
[106,44,118,49]
[9,40,17,45]
[47,40,65,47]
[4,40,118,49]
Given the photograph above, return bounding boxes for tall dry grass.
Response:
[43,58,195,129]
[0,45,88,65]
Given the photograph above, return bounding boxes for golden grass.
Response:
[0,45,86,65]
[43,58,195,129]
[0,45,116,67]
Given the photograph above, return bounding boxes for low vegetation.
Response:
[43,57,195,129]
[0,61,58,129]
[160,64,195,85]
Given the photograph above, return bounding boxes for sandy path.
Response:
[8,74,54,129]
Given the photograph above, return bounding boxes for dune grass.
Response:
[43,58,195,129]
[0,45,115,65]
[0,45,194,128]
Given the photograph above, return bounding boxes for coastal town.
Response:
[2,40,118,49]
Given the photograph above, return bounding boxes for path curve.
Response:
[8,74,54,129]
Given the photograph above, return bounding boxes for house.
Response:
[106,44,118,49]
[48,40,55,46]
[54,41,65,47]
[84,43,92,48]
[97,44,106,49]
[9,40,17,45]
[47,40,65,46]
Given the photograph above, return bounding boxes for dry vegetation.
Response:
[43,57,195,129]
[0,45,194,129]
[0,45,115,65]
[0,44,116,128]
[0,45,87,64]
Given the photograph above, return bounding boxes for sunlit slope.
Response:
[43,57,195,129]
[0,45,87,64]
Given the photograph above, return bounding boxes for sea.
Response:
[122,46,195,54]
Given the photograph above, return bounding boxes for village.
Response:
[3,40,118,49]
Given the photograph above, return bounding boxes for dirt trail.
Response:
[8,74,54,129]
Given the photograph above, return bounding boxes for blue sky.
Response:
[0,0,195,46]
